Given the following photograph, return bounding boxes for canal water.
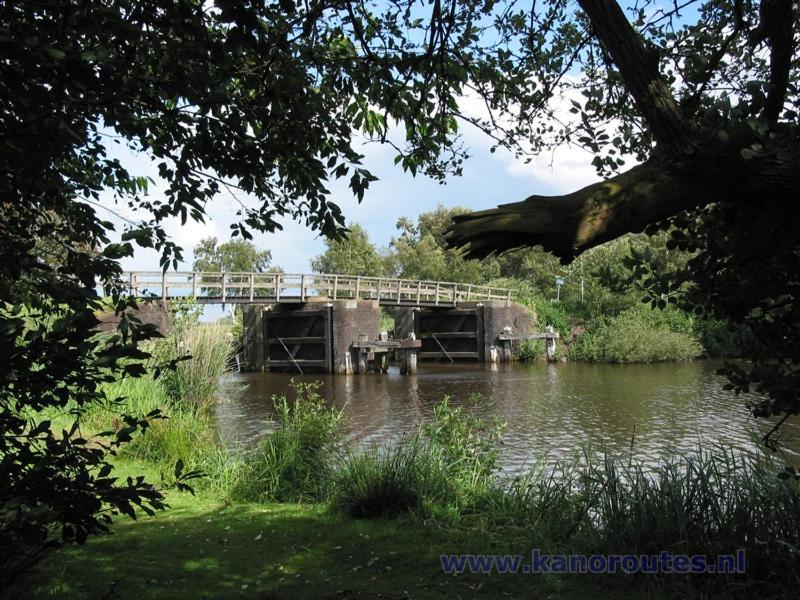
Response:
[214,361,798,471]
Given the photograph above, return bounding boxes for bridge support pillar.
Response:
[332,300,380,374]
[242,300,380,373]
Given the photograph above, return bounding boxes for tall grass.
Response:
[330,397,505,522]
[72,312,234,476]
[228,383,344,503]
[150,321,235,408]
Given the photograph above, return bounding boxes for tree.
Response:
[388,205,501,283]
[311,224,385,277]
[448,0,798,260]
[444,0,800,439]
[192,237,276,274]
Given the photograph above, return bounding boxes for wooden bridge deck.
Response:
[123,271,513,307]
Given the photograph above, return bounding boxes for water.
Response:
[214,361,798,471]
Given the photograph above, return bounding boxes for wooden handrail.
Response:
[121,271,515,306]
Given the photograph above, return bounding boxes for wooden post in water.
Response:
[546,325,557,362]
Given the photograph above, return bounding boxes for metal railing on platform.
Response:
[123,271,514,307]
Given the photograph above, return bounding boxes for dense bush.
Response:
[569,305,702,363]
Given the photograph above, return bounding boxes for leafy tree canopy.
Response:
[311,224,385,277]
[192,237,278,273]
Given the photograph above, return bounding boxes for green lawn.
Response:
[10,462,680,600]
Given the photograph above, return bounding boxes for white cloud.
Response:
[504,143,600,193]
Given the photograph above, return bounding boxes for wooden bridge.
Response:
[123,271,513,307]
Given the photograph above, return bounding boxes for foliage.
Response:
[379,309,395,335]
[514,339,545,362]
[387,205,502,283]
[80,376,219,477]
[0,297,167,589]
[192,237,276,274]
[569,305,703,363]
[230,383,344,503]
[311,224,385,277]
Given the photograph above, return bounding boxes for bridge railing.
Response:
[124,271,513,306]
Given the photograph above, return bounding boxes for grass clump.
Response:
[229,382,344,503]
[330,397,504,522]
[150,322,235,409]
[331,439,432,519]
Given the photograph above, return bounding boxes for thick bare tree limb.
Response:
[448,137,800,262]
[576,0,696,154]
[750,0,794,121]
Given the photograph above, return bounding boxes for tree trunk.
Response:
[447,138,800,262]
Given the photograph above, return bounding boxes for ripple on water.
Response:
[213,361,796,473]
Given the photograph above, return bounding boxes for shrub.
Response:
[230,383,344,503]
[514,338,545,362]
[569,305,702,363]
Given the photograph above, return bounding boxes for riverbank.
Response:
[16,368,800,599]
[7,461,661,600]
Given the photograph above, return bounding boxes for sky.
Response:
[96,0,705,279]
[104,104,601,276]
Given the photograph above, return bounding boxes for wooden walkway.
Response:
[124,271,513,307]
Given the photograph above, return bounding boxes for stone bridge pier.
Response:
[393,301,535,363]
[242,300,380,374]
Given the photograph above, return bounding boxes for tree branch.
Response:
[577,0,696,154]
[750,0,794,121]
[447,136,800,262]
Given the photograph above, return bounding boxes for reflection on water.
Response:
[213,361,797,471]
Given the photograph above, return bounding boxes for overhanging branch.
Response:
[577,0,696,154]
[447,138,800,262]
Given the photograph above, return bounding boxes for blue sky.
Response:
[106,101,601,276]
[98,0,699,276]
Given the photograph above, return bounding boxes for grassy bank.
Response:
[13,461,638,600]
[17,380,800,599]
